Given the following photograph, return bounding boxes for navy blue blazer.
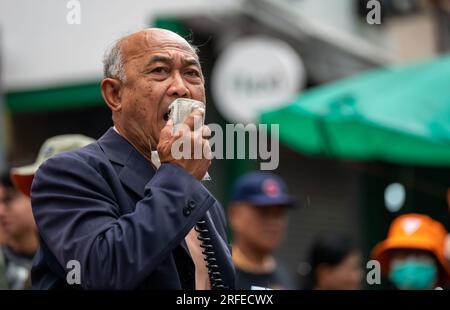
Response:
[30,128,235,289]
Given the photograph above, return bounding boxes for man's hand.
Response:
[157,110,211,180]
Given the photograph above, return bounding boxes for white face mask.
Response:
[389,255,438,290]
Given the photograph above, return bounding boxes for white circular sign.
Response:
[211,36,305,124]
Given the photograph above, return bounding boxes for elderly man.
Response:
[31,28,235,289]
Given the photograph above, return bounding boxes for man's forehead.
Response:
[120,29,197,62]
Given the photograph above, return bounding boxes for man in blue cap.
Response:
[228,171,297,290]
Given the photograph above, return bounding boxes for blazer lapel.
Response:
[97,127,193,261]
[118,149,155,199]
[98,128,155,199]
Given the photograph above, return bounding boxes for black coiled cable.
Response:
[195,219,227,290]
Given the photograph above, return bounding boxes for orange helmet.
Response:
[372,214,450,286]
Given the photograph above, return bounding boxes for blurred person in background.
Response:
[228,171,297,290]
[298,232,363,290]
[444,234,450,267]
[431,0,450,52]
[0,213,7,288]
[9,135,95,199]
[372,213,450,290]
[0,171,37,289]
[442,189,450,283]
[447,187,450,215]
[0,134,94,290]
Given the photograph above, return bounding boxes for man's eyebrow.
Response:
[145,55,201,68]
[183,58,201,68]
[146,55,172,65]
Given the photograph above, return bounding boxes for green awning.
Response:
[5,81,103,114]
[261,55,450,166]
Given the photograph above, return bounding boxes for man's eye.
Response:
[151,67,168,74]
[185,70,200,77]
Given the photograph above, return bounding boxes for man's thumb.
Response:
[160,119,174,139]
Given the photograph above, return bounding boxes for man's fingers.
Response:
[203,139,213,160]
[183,109,204,131]
[161,119,212,162]
[172,123,190,140]
[160,119,174,140]
[202,125,211,138]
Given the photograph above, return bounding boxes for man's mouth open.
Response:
[163,109,171,122]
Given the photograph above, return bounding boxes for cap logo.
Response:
[262,179,280,197]
[43,146,55,159]
[402,218,421,235]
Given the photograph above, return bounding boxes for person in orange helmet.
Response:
[445,189,450,267]
[372,213,450,290]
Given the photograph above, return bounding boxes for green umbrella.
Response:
[260,55,450,166]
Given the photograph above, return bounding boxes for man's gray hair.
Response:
[102,34,200,82]
[103,39,126,81]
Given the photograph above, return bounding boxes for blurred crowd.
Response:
[228,171,450,290]
[0,135,449,290]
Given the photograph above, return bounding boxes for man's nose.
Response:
[167,72,189,98]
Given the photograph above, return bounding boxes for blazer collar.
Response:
[98,127,155,198]
[97,128,221,272]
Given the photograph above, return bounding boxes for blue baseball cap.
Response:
[230,171,297,208]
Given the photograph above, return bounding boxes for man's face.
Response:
[0,184,36,239]
[317,251,363,290]
[114,29,205,149]
[0,184,6,238]
[230,203,287,253]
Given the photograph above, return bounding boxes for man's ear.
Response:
[101,78,123,112]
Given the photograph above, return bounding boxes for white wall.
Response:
[288,0,359,34]
[0,0,416,92]
[0,0,238,91]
